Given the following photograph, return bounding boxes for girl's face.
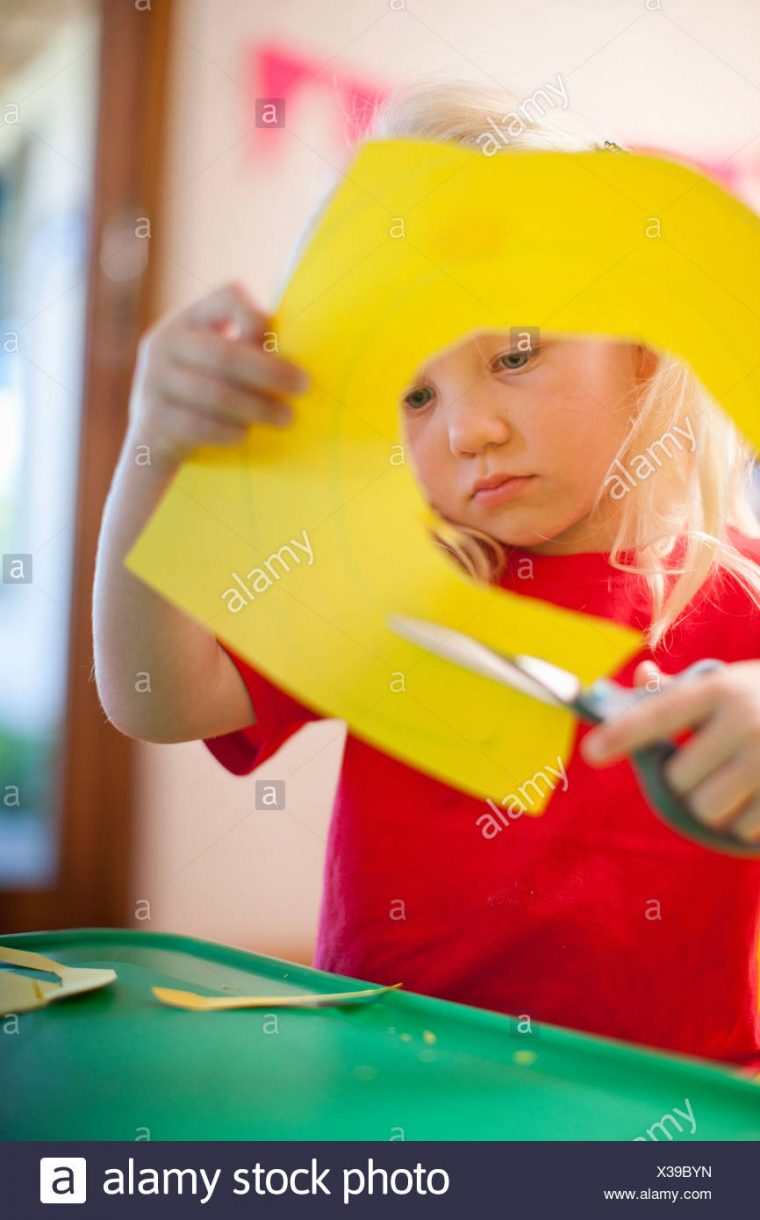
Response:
[399,332,651,554]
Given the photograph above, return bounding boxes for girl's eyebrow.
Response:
[400,376,430,400]
[403,363,434,389]
[404,334,513,387]
[476,332,524,353]
[406,329,536,387]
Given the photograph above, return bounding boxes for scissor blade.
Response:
[388,615,581,707]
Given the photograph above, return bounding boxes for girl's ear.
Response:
[634,343,657,381]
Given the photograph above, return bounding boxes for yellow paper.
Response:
[152,982,402,1011]
[0,944,116,1015]
[125,139,760,807]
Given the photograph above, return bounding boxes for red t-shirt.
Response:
[203,527,760,1074]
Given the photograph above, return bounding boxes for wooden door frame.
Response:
[0,0,174,931]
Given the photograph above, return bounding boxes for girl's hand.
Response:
[580,659,760,845]
[128,281,310,472]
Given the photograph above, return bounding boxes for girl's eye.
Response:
[403,385,435,410]
[494,347,539,372]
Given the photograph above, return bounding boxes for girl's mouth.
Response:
[471,475,536,506]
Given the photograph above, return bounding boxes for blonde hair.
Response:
[365,80,760,650]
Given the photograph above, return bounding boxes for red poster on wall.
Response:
[248,43,760,208]
[249,43,388,154]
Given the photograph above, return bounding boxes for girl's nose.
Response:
[447,386,511,456]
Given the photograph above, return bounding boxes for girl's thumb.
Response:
[633,659,669,690]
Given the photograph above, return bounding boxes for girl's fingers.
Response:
[662,705,739,794]
[166,326,309,399]
[729,799,760,844]
[164,280,267,342]
[682,751,760,831]
[587,660,760,837]
[156,397,251,448]
[583,671,720,762]
[631,664,760,826]
[159,362,293,428]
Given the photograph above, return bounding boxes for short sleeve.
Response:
[202,640,321,775]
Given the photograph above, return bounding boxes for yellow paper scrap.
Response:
[152,981,402,1011]
[125,139,760,807]
[0,944,116,1015]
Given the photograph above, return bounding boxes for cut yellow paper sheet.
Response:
[0,943,116,1015]
[152,982,402,1011]
[125,139,760,808]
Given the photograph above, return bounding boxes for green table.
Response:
[2,928,759,1140]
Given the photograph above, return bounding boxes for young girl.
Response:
[93,81,760,1076]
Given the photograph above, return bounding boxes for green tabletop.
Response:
[1,928,759,1140]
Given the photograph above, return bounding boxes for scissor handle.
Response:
[581,659,760,858]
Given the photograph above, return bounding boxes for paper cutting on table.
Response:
[0,943,116,1015]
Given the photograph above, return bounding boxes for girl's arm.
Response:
[92,282,308,744]
[92,423,257,743]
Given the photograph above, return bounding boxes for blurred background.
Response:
[1,0,759,961]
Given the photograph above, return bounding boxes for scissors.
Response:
[388,614,760,858]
